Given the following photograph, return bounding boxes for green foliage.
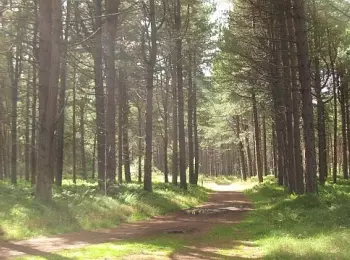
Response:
[0,180,209,240]
[17,236,186,260]
[231,180,350,259]
[17,180,350,259]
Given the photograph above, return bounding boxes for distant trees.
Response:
[0,0,213,197]
[1,0,349,197]
[211,0,350,194]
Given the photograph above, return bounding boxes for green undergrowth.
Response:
[16,178,350,260]
[217,179,350,259]
[16,236,186,260]
[201,175,258,185]
[0,180,209,240]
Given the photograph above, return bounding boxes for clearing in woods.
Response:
[0,183,255,260]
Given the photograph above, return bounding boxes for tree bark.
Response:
[340,74,348,179]
[262,115,268,175]
[294,0,317,193]
[252,93,263,183]
[279,4,295,192]
[118,70,124,184]
[188,51,195,184]
[80,98,87,180]
[236,116,247,181]
[36,0,58,201]
[144,0,158,192]
[175,0,187,190]
[193,53,199,184]
[122,71,131,183]
[287,3,304,193]
[105,0,119,185]
[171,55,178,185]
[72,66,77,184]
[138,105,143,183]
[25,68,31,182]
[31,1,38,185]
[94,0,106,189]
[56,0,70,186]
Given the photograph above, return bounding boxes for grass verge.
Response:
[0,180,209,240]
[16,179,350,259]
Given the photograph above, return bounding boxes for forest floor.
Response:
[3,178,350,260]
[0,182,255,259]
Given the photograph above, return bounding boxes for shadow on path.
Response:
[0,190,252,259]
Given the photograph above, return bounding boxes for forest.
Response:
[0,0,350,259]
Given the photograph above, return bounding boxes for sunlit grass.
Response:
[13,177,350,260]
[16,236,186,260]
[213,178,350,259]
[0,179,209,240]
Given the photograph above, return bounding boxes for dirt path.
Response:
[0,184,252,259]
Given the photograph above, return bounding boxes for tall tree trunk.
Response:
[138,105,143,183]
[72,67,77,184]
[92,131,97,179]
[31,4,38,185]
[280,4,295,192]
[287,3,304,193]
[175,0,187,190]
[294,0,317,193]
[252,93,263,183]
[188,51,195,185]
[163,71,170,183]
[0,130,3,180]
[25,68,31,182]
[94,0,106,189]
[36,0,58,201]
[246,135,253,178]
[193,54,199,184]
[171,55,178,185]
[56,0,70,186]
[236,116,247,181]
[105,0,119,185]
[80,98,87,180]
[9,30,23,184]
[262,115,268,175]
[346,78,350,181]
[315,57,327,185]
[122,71,131,183]
[144,0,158,192]
[270,37,286,186]
[330,37,338,184]
[340,75,348,179]
[272,124,278,178]
[118,70,124,183]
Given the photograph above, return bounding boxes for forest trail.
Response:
[0,184,252,259]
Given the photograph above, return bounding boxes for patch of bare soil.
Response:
[0,190,251,259]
